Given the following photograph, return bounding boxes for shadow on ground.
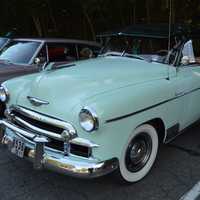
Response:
[1,124,200,200]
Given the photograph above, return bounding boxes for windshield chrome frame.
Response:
[29,40,45,65]
[0,38,10,51]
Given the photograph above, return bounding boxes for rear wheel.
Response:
[117,124,159,183]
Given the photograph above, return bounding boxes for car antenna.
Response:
[167,0,172,80]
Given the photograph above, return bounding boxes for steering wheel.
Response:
[155,49,169,56]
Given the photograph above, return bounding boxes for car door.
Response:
[186,65,200,121]
[175,65,200,130]
[175,39,200,130]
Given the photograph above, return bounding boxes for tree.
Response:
[1,0,200,39]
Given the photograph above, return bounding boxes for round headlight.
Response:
[0,86,9,102]
[79,107,99,132]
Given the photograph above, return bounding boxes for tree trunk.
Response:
[46,1,58,35]
[133,5,136,24]
[146,0,151,24]
[172,0,175,23]
[32,16,43,37]
[82,7,96,40]
[146,0,153,50]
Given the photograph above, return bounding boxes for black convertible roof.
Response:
[97,24,200,39]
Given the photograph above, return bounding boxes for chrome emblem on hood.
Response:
[27,96,49,106]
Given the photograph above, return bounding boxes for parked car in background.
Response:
[2,24,200,183]
[0,37,9,50]
[0,38,101,83]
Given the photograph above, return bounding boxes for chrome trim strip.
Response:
[106,87,200,123]
[33,136,49,143]
[71,137,99,148]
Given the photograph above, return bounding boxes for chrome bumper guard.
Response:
[0,120,118,178]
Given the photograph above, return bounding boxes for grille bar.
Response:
[14,115,63,141]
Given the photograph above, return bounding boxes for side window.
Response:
[181,40,196,65]
[78,44,99,60]
[47,43,77,62]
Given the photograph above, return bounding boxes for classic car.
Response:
[0,37,9,50]
[0,38,101,83]
[1,24,200,183]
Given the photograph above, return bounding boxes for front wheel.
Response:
[117,124,159,183]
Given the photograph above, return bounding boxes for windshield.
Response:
[0,40,41,64]
[100,36,174,63]
[0,38,8,48]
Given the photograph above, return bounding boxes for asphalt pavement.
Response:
[1,123,200,200]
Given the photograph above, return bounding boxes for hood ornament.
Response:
[27,96,49,107]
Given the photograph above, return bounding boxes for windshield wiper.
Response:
[123,53,144,60]
[99,51,122,57]
[125,54,153,63]
[45,62,76,71]
[99,51,151,62]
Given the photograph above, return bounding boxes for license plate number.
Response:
[11,138,25,158]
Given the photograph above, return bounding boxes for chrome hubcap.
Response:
[125,133,152,172]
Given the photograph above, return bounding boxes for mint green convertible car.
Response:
[1,25,200,183]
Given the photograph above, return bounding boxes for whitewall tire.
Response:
[117,124,159,183]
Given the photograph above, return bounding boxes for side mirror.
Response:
[34,57,47,71]
[34,57,41,65]
[34,57,46,65]
[181,56,190,66]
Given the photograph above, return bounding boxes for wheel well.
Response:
[143,118,166,143]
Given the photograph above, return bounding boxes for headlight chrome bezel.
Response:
[79,106,99,132]
[0,85,9,103]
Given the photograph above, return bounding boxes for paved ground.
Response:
[1,124,200,200]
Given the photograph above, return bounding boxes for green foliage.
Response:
[0,0,199,39]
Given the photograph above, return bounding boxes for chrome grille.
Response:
[4,106,93,157]
[5,106,76,142]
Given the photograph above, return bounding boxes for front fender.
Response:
[75,78,179,161]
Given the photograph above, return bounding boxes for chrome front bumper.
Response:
[0,120,118,178]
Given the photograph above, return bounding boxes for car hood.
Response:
[15,56,170,118]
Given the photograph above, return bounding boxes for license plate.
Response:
[11,138,25,158]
